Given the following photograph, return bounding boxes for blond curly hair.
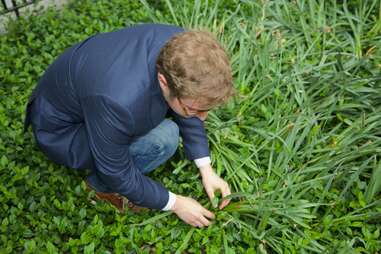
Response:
[157,30,235,108]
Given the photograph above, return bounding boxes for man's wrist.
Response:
[194,157,211,168]
[161,191,177,211]
[170,194,183,212]
[194,157,213,174]
[199,164,215,179]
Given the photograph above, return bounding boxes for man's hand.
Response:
[171,195,215,228]
[199,165,231,209]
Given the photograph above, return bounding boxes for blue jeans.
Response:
[87,119,179,192]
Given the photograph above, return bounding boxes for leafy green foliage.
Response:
[1,0,381,253]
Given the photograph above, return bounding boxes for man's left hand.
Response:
[199,165,231,209]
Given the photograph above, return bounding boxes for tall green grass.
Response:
[141,0,381,252]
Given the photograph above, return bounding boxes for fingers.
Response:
[190,206,215,228]
[205,186,215,202]
[199,215,211,226]
[202,206,215,220]
[174,196,217,228]
[219,198,230,210]
[191,221,204,228]
[190,214,212,228]
[219,183,231,210]
[205,187,218,208]
[203,174,231,210]
[197,215,211,227]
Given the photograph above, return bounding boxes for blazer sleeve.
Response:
[170,110,210,160]
[82,95,169,209]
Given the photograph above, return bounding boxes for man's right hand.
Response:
[171,195,215,227]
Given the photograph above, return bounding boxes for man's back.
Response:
[29,24,183,127]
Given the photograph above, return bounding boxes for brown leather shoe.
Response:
[86,182,146,214]
[126,200,147,213]
[86,182,126,213]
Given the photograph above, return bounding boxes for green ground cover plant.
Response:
[0,0,380,253]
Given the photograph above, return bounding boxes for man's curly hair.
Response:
[157,30,235,108]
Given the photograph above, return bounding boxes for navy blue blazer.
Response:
[24,24,210,209]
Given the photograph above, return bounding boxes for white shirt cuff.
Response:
[194,156,211,168]
[161,191,176,211]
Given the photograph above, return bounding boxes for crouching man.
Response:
[24,23,234,228]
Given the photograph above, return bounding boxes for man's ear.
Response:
[157,72,168,87]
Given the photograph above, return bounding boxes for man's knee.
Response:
[155,119,179,158]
